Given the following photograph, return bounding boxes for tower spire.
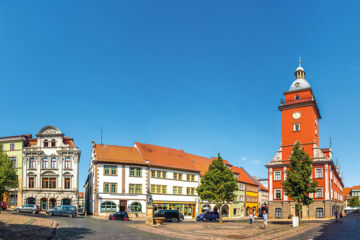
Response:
[298,56,302,66]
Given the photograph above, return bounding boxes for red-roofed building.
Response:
[344,186,360,208]
[266,62,344,220]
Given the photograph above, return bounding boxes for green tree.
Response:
[349,196,360,207]
[0,144,18,212]
[281,142,317,223]
[196,153,238,223]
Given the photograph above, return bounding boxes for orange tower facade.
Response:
[266,60,344,220]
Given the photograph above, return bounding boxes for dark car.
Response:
[196,211,219,221]
[46,205,77,218]
[14,204,39,214]
[1,201,6,210]
[108,211,129,221]
[154,209,182,222]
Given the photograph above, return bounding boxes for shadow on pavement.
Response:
[0,220,92,240]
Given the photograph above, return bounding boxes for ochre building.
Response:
[266,60,344,220]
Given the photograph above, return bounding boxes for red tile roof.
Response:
[231,166,258,186]
[135,142,199,172]
[253,177,268,191]
[186,153,212,175]
[343,187,352,198]
[95,144,146,165]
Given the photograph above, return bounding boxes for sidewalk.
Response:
[132,219,326,240]
[0,212,57,240]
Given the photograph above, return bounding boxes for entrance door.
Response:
[41,198,48,211]
[119,200,127,212]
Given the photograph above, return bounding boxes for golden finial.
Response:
[298,56,301,66]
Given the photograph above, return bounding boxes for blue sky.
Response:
[1,1,359,191]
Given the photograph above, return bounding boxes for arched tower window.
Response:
[44,140,49,147]
[51,139,56,147]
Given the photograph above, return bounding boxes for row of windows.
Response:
[274,168,323,181]
[28,157,71,169]
[246,185,258,192]
[28,177,71,189]
[274,208,324,218]
[274,188,323,199]
[246,196,257,203]
[103,165,197,182]
[1,143,16,151]
[43,139,57,147]
[100,201,142,213]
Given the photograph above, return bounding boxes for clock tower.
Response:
[279,59,321,162]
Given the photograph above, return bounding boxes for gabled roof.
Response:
[95,144,146,165]
[135,142,199,172]
[231,166,258,186]
[253,177,268,191]
[186,153,212,175]
[344,188,352,198]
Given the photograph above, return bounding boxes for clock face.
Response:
[293,112,301,120]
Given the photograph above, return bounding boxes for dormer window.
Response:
[294,95,300,100]
[44,140,49,147]
[51,139,56,147]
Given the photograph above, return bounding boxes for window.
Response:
[51,139,56,147]
[10,143,15,150]
[150,184,167,194]
[64,178,70,189]
[44,140,48,147]
[42,178,56,189]
[51,158,57,168]
[29,177,34,188]
[104,183,117,193]
[187,187,195,195]
[42,158,48,168]
[275,189,282,199]
[293,123,301,131]
[111,183,117,193]
[129,167,141,177]
[187,174,196,182]
[9,157,16,168]
[129,184,141,194]
[104,183,109,193]
[173,173,183,180]
[274,171,281,181]
[294,95,300,100]
[315,188,323,198]
[130,202,142,213]
[29,158,35,169]
[104,165,117,176]
[151,170,167,179]
[100,201,116,213]
[315,168,323,178]
[173,186,183,195]
[65,157,71,169]
[275,208,282,218]
[316,208,324,218]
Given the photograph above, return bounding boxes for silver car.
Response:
[14,204,40,214]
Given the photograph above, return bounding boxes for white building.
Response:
[85,142,200,218]
[22,126,81,211]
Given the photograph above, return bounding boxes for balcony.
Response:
[280,97,314,106]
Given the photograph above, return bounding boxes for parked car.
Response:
[46,205,77,218]
[154,209,183,222]
[108,211,129,221]
[1,201,7,210]
[196,211,219,221]
[14,204,39,214]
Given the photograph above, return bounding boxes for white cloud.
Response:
[252,160,261,165]
[241,157,247,161]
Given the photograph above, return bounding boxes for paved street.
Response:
[288,214,360,240]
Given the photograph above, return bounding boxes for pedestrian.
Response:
[340,211,343,223]
[263,211,268,229]
[249,212,254,224]
[335,210,338,222]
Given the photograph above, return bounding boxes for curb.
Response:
[48,221,58,240]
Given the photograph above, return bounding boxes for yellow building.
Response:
[0,135,32,208]
[245,183,259,216]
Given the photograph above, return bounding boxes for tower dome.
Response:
[289,58,311,91]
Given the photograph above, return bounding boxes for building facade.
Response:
[0,135,31,208]
[266,61,344,220]
[254,177,268,216]
[85,141,258,219]
[22,126,81,211]
[344,186,360,208]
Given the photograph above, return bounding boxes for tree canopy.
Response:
[349,196,360,207]
[0,145,18,204]
[282,142,318,219]
[196,153,238,223]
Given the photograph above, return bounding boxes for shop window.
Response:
[202,204,211,213]
[101,201,116,213]
[316,208,324,218]
[130,202,142,213]
[275,208,282,218]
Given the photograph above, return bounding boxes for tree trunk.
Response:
[219,204,223,223]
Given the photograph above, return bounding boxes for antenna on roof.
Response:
[100,127,103,145]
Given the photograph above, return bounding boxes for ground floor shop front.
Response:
[153,201,197,218]
[22,191,78,211]
[268,200,344,220]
